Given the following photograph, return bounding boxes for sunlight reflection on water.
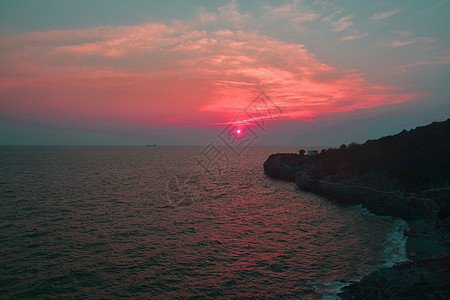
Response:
[0,146,407,298]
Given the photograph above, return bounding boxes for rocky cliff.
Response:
[263,118,450,298]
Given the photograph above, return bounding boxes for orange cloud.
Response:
[1,19,426,127]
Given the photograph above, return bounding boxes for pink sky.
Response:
[1,22,428,126]
[1,1,448,145]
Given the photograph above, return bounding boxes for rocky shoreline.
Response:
[339,255,450,299]
[263,153,450,298]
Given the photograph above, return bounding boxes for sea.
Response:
[0,146,409,299]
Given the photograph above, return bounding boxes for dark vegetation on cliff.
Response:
[266,118,450,193]
[310,119,450,192]
[264,119,450,298]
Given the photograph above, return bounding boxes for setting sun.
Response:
[0,1,448,299]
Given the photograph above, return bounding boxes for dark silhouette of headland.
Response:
[264,118,450,298]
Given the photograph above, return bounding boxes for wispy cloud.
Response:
[331,14,354,31]
[372,8,402,21]
[295,13,321,22]
[267,2,320,23]
[331,14,355,31]
[271,3,292,15]
[390,37,437,47]
[397,54,450,72]
[391,40,416,47]
[0,2,426,126]
[321,9,342,23]
[340,33,368,42]
[217,0,249,24]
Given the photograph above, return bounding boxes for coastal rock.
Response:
[339,255,450,299]
[263,119,450,299]
[294,174,440,223]
[263,153,305,181]
[264,155,440,223]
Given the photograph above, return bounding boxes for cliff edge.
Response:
[263,118,450,298]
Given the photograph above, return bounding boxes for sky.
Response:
[1,0,449,146]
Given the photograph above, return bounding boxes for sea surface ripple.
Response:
[0,146,408,299]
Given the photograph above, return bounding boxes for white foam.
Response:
[357,204,394,220]
[383,218,410,267]
[318,205,411,298]
[319,281,351,300]
[352,204,410,267]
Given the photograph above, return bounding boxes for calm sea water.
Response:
[0,146,408,299]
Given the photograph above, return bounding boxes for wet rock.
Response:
[339,256,450,299]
